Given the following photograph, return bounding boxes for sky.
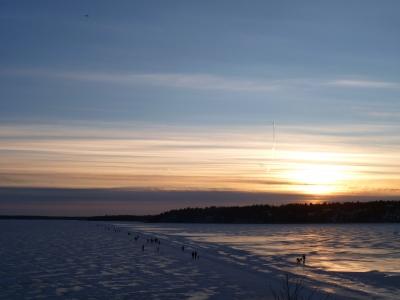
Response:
[1,1,400,215]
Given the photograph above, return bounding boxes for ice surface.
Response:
[0,220,398,299]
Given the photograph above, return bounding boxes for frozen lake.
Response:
[1,220,399,299]
[120,222,400,299]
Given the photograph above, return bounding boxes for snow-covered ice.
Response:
[0,220,399,299]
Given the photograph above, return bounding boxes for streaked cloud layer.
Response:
[3,68,399,92]
[1,122,399,198]
[328,79,400,89]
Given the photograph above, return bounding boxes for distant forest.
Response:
[4,201,398,223]
[144,201,400,223]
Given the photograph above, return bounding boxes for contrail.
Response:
[271,121,276,168]
[265,121,276,173]
[272,121,276,153]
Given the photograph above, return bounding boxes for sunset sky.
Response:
[1,1,400,215]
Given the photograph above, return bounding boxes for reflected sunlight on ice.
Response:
[128,223,400,299]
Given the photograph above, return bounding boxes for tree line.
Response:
[2,201,400,223]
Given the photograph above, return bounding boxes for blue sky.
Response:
[1,1,400,214]
[1,0,399,126]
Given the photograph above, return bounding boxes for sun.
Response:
[286,163,349,195]
[274,151,354,195]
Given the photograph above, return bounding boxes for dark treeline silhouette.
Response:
[1,201,400,223]
[147,201,400,223]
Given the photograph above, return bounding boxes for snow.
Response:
[0,220,398,299]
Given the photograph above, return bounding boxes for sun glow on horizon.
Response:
[280,152,354,195]
[287,164,348,195]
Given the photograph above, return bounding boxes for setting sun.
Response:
[289,164,348,194]
[279,151,353,195]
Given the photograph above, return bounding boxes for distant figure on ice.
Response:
[142,245,145,252]
[181,245,185,252]
[296,254,306,265]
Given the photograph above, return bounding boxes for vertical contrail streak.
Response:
[266,121,276,173]
[272,121,276,152]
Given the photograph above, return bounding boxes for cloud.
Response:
[1,122,400,195]
[133,73,281,92]
[2,69,278,92]
[327,79,399,89]
[0,188,314,215]
[3,68,399,92]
